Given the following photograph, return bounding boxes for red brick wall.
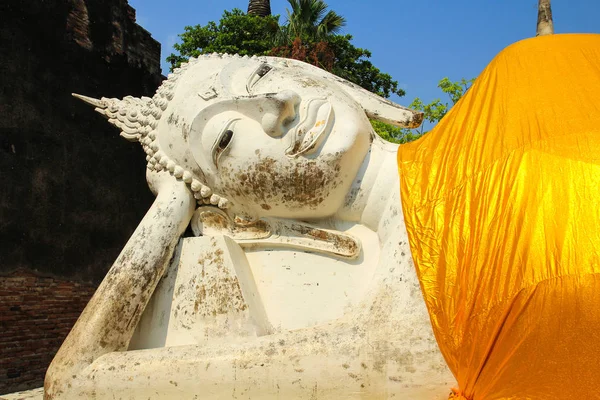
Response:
[0,271,96,394]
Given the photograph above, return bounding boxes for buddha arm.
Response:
[44,176,195,399]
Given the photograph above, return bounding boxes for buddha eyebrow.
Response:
[246,63,273,94]
[255,63,273,77]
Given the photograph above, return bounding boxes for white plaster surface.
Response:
[0,388,43,400]
[47,55,456,398]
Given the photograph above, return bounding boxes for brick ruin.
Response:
[0,0,163,393]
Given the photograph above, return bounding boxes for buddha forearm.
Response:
[44,179,195,399]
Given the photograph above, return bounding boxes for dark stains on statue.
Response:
[291,223,359,257]
[220,155,343,212]
[199,211,230,231]
[193,242,248,317]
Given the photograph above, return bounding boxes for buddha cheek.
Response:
[218,154,345,217]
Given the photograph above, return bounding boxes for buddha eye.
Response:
[212,120,238,168]
[247,63,273,93]
[218,129,233,149]
[256,64,272,78]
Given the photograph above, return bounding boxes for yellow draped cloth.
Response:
[398,34,600,399]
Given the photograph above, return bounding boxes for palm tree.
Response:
[283,0,346,42]
[269,0,346,71]
[247,0,271,17]
[537,0,554,36]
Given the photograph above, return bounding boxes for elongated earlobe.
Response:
[270,58,424,129]
[337,80,424,129]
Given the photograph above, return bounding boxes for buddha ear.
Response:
[268,58,423,129]
[335,79,424,129]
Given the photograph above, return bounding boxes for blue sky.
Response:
[128,0,599,109]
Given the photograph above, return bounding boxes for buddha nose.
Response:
[260,90,300,138]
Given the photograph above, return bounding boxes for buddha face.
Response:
[183,58,372,219]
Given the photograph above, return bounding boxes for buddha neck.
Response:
[335,135,401,232]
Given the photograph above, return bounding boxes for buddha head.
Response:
[74,54,422,220]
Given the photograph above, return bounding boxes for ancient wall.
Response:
[0,0,162,393]
[0,274,97,392]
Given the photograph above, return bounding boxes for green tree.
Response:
[373,77,474,143]
[271,0,404,98]
[370,120,421,144]
[407,77,475,136]
[281,0,346,42]
[270,34,404,98]
[327,34,405,98]
[166,9,279,69]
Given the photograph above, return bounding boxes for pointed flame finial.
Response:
[72,93,107,109]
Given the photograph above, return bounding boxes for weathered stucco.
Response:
[44,54,455,399]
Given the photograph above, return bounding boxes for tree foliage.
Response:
[327,35,405,98]
[166,4,404,98]
[166,9,279,68]
[269,34,405,98]
[281,0,346,42]
[409,77,475,135]
[370,120,421,144]
[372,77,474,143]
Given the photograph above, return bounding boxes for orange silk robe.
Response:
[398,34,600,399]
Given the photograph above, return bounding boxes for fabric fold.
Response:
[398,34,600,399]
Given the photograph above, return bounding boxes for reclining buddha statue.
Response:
[46,33,600,400]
